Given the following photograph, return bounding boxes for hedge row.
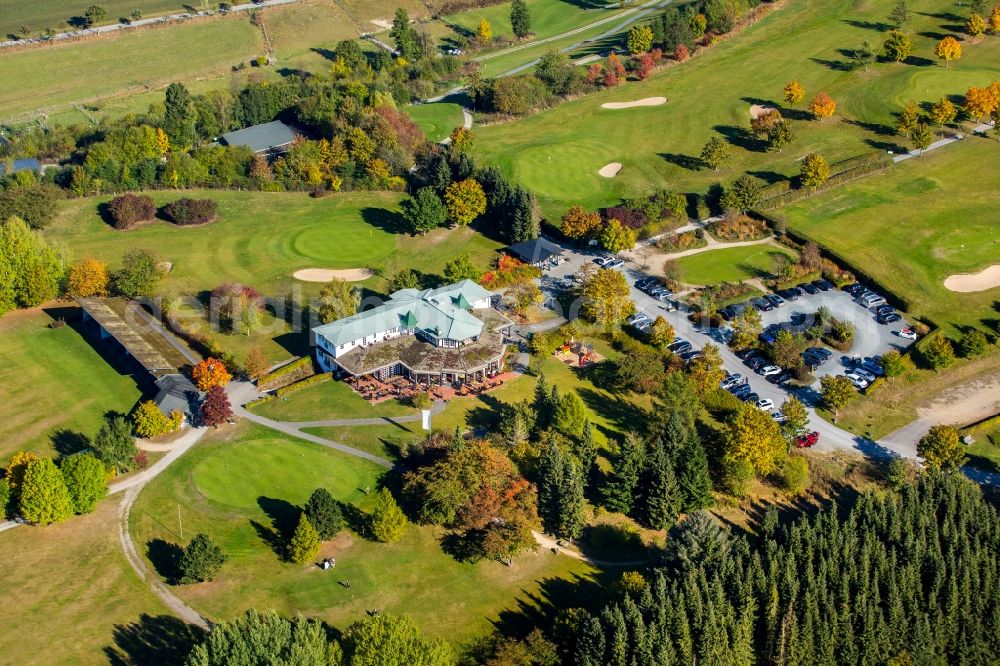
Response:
[274,372,332,397]
[756,158,892,211]
[257,357,314,390]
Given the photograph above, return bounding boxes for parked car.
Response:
[802,353,826,369]
[680,350,702,361]
[756,398,775,411]
[741,392,760,404]
[753,298,774,312]
[746,357,767,371]
[812,279,833,291]
[877,312,901,325]
[859,360,884,377]
[720,373,743,390]
[731,384,753,398]
[778,288,800,301]
[796,431,819,448]
[875,304,896,316]
[604,258,625,269]
[771,411,788,423]
[898,328,918,340]
[445,47,463,55]
[844,283,866,297]
[765,293,785,307]
[845,372,869,389]
[661,299,679,312]
[635,321,652,332]
[719,307,736,321]
[669,340,693,354]
[860,293,887,308]
[735,348,759,360]
[635,277,658,290]
[853,368,877,383]
[799,283,820,295]
[758,365,782,377]
[626,312,650,325]
[806,346,833,360]
[769,371,794,385]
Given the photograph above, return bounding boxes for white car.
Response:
[756,398,775,412]
[771,411,788,423]
[845,373,869,389]
[720,373,743,390]
[898,328,918,340]
[758,365,782,377]
[626,312,649,325]
[604,258,625,269]
[853,368,877,383]
[445,47,462,55]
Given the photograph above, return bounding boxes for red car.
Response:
[796,431,819,448]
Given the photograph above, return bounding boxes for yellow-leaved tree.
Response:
[443,179,486,225]
[783,80,805,105]
[934,36,962,67]
[723,405,787,475]
[66,258,110,298]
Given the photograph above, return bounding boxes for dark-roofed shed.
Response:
[506,238,564,266]
[153,374,199,416]
[219,120,296,154]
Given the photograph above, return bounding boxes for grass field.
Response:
[0,15,263,120]
[675,243,795,285]
[776,139,1000,334]
[0,0,198,36]
[252,379,417,422]
[0,497,177,666]
[130,423,599,646]
[0,309,144,463]
[405,102,466,142]
[47,189,503,362]
[473,0,1000,220]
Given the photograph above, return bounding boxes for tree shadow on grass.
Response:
[360,207,408,235]
[844,118,897,136]
[917,30,950,40]
[440,529,484,563]
[50,429,91,456]
[577,387,647,434]
[747,170,787,185]
[659,152,704,171]
[105,613,207,666]
[490,571,618,640]
[146,539,184,585]
[712,124,763,152]
[339,501,372,540]
[841,18,891,32]
[904,55,935,67]
[809,57,853,72]
[253,496,300,559]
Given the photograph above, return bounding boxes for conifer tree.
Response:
[678,435,714,511]
[304,488,342,540]
[602,432,645,514]
[287,513,320,564]
[639,440,680,530]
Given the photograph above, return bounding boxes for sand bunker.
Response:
[601,96,667,109]
[293,268,375,282]
[599,162,623,177]
[750,104,777,119]
[943,265,1000,293]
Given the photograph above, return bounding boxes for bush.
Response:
[273,372,332,398]
[604,206,648,230]
[656,230,706,252]
[708,214,768,241]
[779,455,810,495]
[162,198,218,226]
[257,357,314,389]
[722,457,754,499]
[107,193,155,230]
[0,184,62,229]
[179,533,227,583]
[958,330,989,358]
[921,334,955,370]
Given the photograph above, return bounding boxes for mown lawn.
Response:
[0,15,263,119]
[405,102,466,142]
[0,308,143,463]
[675,243,795,285]
[0,0,191,36]
[129,423,599,646]
[776,138,1000,334]
[251,378,417,422]
[473,0,1000,219]
[0,498,178,666]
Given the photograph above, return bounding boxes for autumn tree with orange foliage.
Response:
[66,258,110,298]
[674,43,689,62]
[561,205,603,240]
[965,84,1000,121]
[192,357,232,392]
[809,92,836,120]
[934,36,962,67]
[607,53,626,79]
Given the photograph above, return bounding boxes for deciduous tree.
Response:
[443,253,482,282]
[922,334,955,369]
[687,343,725,395]
[897,99,921,135]
[808,92,836,119]
[599,218,635,254]
[60,453,107,514]
[783,80,805,105]
[477,18,493,43]
[627,24,654,54]
[180,533,227,583]
[820,374,856,416]
[779,396,809,439]
[723,406,786,475]
[930,97,958,126]
[918,425,966,470]
[200,385,233,427]
[244,347,267,380]
[852,41,877,70]
[370,487,407,542]
[192,358,232,392]
[92,415,139,473]
[967,12,987,40]
[343,614,451,666]
[511,0,531,38]
[133,400,183,438]
[991,5,1000,33]
[186,609,333,666]
[111,248,163,299]
[730,307,762,349]
[582,268,633,325]
[964,85,999,121]
[18,458,73,525]
[317,277,360,324]
[66,258,110,298]
[444,178,486,225]
[935,36,962,66]
[883,30,913,62]
[721,175,763,212]
[911,122,934,153]
[800,152,830,187]
[648,315,675,349]
[958,329,989,357]
[560,205,602,239]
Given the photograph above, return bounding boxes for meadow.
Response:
[0,15,263,120]
[129,424,600,646]
[473,0,1000,220]
[775,138,1000,334]
[0,498,176,666]
[0,0,196,36]
[674,243,796,285]
[0,309,143,463]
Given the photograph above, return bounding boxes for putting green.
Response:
[509,139,621,201]
[286,222,394,265]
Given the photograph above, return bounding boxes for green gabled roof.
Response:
[401,311,418,329]
[455,293,472,310]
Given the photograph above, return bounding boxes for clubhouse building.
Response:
[310,280,514,385]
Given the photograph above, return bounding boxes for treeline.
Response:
[569,472,1000,665]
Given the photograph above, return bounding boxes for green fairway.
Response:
[404,103,466,142]
[0,0,192,36]
[775,138,1000,334]
[251,379,417,422]
[675,243,796,285]
[0,309,143,463]
[0,16,263,120]
[473,0,1000,220]
[0,498,175,666]
[130,423,598,644]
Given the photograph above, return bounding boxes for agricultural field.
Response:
[0,15,263,120]
[0,498,175,666]
[0,0,195,36]
[674,243,796,285]
[405,102,466,142]
[130,424,600,645]
[0,309,144,463]
[776,138,1000,335]
[473,0,1000,220]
